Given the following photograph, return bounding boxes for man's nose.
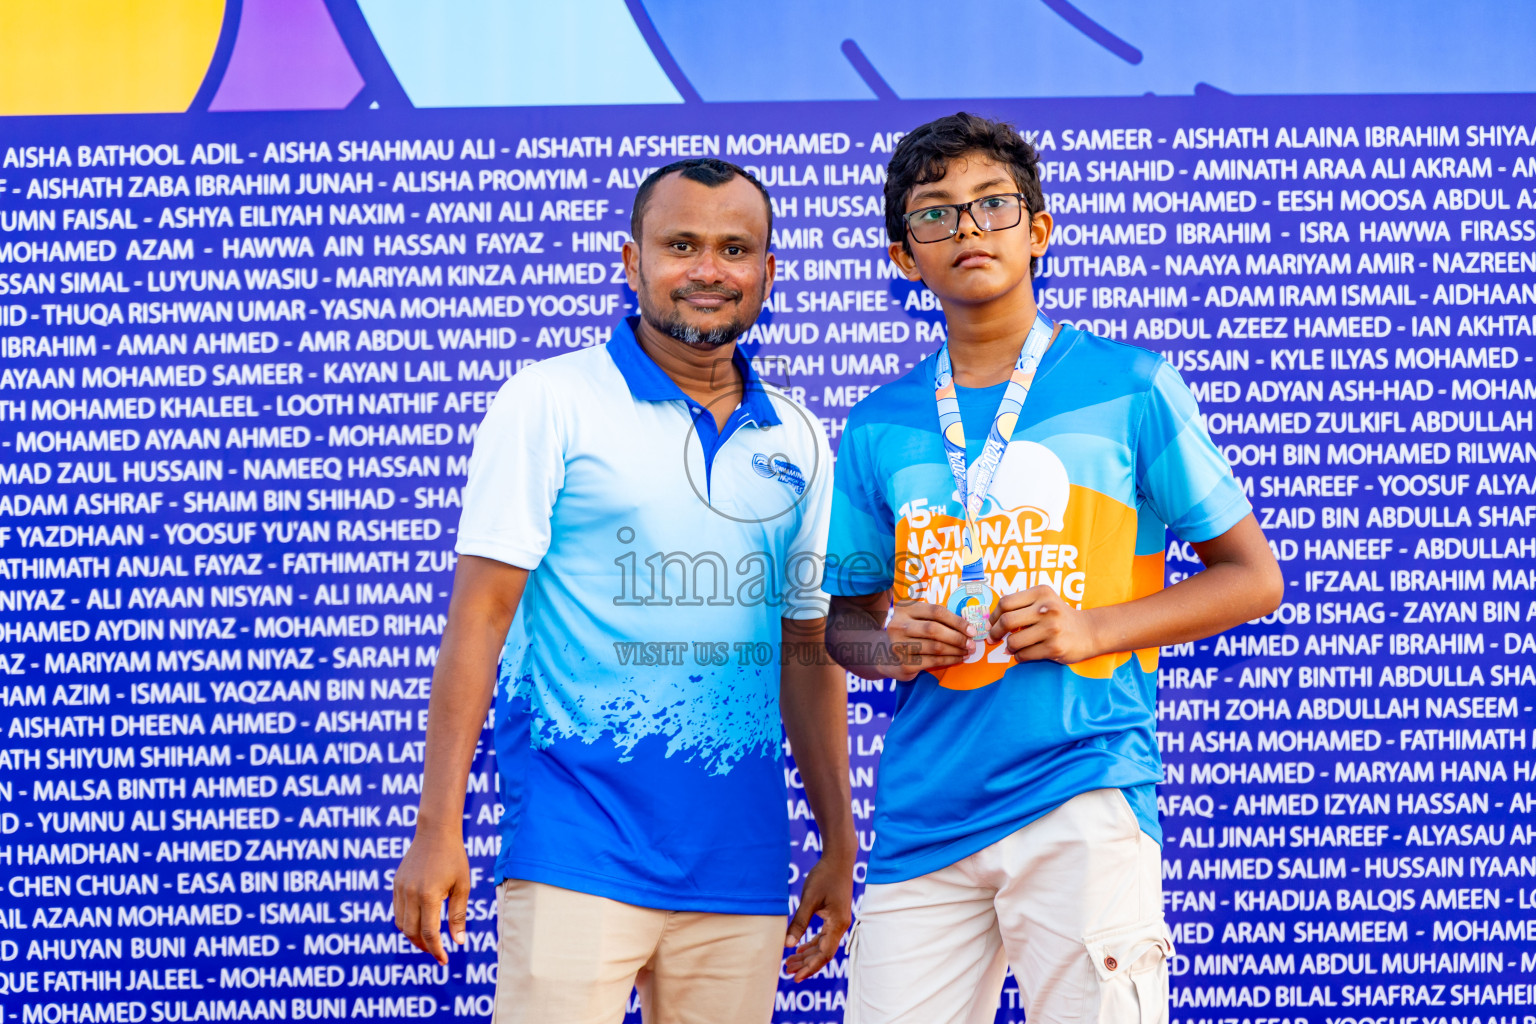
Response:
[687,247,727,281]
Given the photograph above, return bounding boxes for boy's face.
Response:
[888,151,1052,309]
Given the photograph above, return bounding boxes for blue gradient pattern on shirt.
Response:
[457,320,832,912]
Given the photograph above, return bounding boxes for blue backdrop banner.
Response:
[1,5,1535,1022]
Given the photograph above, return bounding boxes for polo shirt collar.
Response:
[607,316,781,428]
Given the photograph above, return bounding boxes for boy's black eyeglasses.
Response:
[903,192,1031,243]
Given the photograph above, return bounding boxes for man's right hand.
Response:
[390,555,525,965]
[393,830,472,966]
[882,599,976,681]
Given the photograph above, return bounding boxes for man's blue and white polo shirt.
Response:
[456,316,832,914]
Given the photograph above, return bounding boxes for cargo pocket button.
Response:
[1103,956,1118,972]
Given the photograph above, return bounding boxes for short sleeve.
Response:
[822,416,896,597]
[1136,360,1252,543]
[454,368,565,569]
[781,417,835,621]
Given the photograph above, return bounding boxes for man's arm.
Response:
[826,590,975,682]
[779,615,857,982]
[393,555,527,965]
[987,514,1283,663]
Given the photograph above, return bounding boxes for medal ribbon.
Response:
[933,312,1056,587]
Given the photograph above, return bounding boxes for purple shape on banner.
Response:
[209,0,364,111]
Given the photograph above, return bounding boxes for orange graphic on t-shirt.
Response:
[894,483,1163,691]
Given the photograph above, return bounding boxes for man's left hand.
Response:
[987,585,1100,664]
[783,855,853,982]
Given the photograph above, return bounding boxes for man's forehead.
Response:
[641,174,769,237]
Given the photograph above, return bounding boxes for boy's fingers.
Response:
[905,601,970,633]
[990,592,1021,621]
[1005,622,1050,655]
[992,585,1056,617]
[988,606,1043,642]
[1008,623,1072,663]
[907,618,972,648]
[908,632,969,655]
[897,635,952,660]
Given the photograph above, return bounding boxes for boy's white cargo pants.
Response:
[847,788,1173,1024]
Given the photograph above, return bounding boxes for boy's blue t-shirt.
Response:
[824,324,1251,884]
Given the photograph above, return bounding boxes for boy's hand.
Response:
[988,585,1101,665]
[883,600,975,680]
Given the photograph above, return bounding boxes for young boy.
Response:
[823,113,1283,1024]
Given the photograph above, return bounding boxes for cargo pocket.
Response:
[1082,918,1174,1024]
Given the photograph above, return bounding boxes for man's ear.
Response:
[621,238,642,292]
[888,241,921,282]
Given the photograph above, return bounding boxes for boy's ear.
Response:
[1030,210,1053,261]
[888,241,922,282]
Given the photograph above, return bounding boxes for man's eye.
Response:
[725,246,744,256]
[979,197,1010,209]
[915,208,946,222]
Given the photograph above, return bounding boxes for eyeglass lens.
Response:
[907,194,1024,242]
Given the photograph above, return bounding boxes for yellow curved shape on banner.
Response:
[0,0,224,115]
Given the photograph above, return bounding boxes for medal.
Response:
[933,312,1055,630]
[950,578,996,637]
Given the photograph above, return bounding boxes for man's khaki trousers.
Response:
[492,879,785,1024]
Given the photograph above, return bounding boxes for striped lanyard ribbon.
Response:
[932,312,1056,586]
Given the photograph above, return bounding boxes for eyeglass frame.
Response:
[901,191,1037,244]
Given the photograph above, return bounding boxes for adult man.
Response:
[824,113,1283,1023]
[394,158,854,1023]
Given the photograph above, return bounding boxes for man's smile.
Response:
[674,285,742,310]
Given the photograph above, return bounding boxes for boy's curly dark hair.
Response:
[884,112,1045,275]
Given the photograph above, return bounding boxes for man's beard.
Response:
[647,309,748,349]
[639,277,757,349]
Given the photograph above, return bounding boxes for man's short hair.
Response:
[883,112,1045,274]
[630,158,774,242]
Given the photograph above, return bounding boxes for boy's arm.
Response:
[822,407,981,682]
[393,555,527,965]
[779,615,856,981]
[987,514,1282,664]
[826,591,975,682]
